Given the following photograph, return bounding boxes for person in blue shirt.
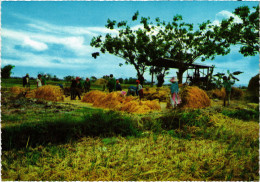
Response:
[170,77,180,108]
[127,86,137,96]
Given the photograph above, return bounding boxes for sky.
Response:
[1,1,259,86]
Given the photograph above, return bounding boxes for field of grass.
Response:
[1,78,259,181]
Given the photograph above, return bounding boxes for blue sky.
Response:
[1,1,259,86]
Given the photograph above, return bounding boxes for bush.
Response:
[222,109,259,121]
[2,110,139,150]
[158,110,211,130]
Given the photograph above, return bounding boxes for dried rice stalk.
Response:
[180,86,211,109]
[10,86,28,94]
[26,85,64,101]
[82,91,161,114]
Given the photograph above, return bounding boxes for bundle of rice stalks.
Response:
[180,86,211,109]
[82,90,107,103]
[82,91,161,114]
[26,85,64,101]
[207,87,226,99]
[231,87,244,99]
[10,86,28,94]
[143,87,170,102]
[94,79,108,85]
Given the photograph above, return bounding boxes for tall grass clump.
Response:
[2,110,139,150]
[222,108,259,121]
[158,109,211,130]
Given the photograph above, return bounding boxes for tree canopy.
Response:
[216,5,259,56]
[1,65,15,79]
[90,6,257,84]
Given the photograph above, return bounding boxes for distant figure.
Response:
[136,80,144,101]
[75,77,82,100]
[116,80,122,91]
[107,74,116,92]
[23,73,30,88]
[41,74,47,86]
[84,78,91,93]
[170,77,181,108]
[70,78,77,100]
[127,86,137,96]
[223,76,235,106]
[36,74,42,88]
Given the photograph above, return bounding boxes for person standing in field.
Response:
[70,77,77,100]
[116,80,122,91]
[75,77,82,100]
[41,74,47,86]
[136,80,144,101]
[170,77,181,108]
[107,74,116,92]
[223,76,235,106]
[84,78,91,93]
[36,74,42,88]
[23,73,30,88]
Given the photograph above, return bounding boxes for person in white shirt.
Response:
[36,74,42,88]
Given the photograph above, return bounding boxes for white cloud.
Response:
[215,10,243,25]
[23,37,48,51]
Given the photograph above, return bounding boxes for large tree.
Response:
[1,65,15,79]
[152,15,231,83]
[216,5,259,56]
[91,12,234,84]
[90,12,171,84]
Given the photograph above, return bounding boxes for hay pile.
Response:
[248,74,259,96]
[143,87,170,102]
[82,90,161,114]
[231,87,244,99]
[26,85,64,101]
[207,87,226,99]
[10,86,28,94]
[94,79,108,85]
[180,86,211,109]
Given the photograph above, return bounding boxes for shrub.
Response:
[222,109,259,121]
[2,110,139,150]
[159,109,211,130]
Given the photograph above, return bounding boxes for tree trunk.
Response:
[176,68,186,84]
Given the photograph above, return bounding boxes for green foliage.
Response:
[159,109,211,130]
[2,110,139,150]
[91,10,232,84]
[222,109,259,121]
[217,5,259,56]
[1,64,15,78]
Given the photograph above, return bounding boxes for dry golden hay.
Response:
[207,87,226,99]
[26,85,64,101]
[231,87,244,99]
[180,86,211,109]
[82,90,161,114]
[10,86,28,94]
[143,86,170,102]
[94,78,108,85]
